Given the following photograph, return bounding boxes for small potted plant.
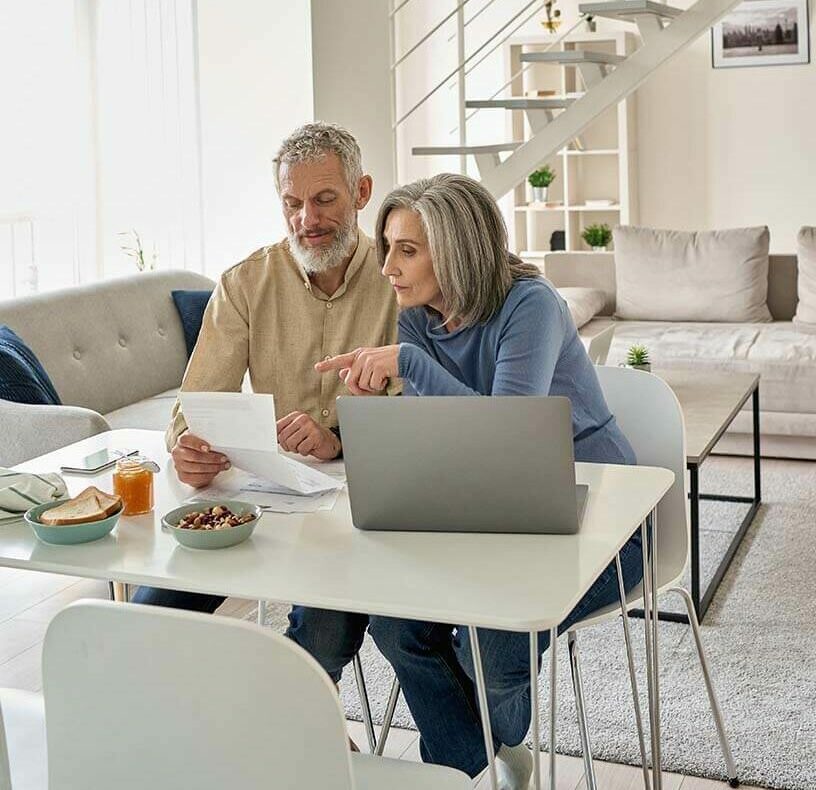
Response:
[528,165,556,203]
[625,344,651,372]
[581,223,612,252]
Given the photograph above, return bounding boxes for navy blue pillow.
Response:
[0,325,61,405]
[171,289,214,358]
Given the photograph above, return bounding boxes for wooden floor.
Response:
[0,567,760,790]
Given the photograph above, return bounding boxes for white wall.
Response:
[196,0,313,277]
[310,0,395,234]
[637,3,816,252]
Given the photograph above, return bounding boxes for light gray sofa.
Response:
[0,270,214,467]
[543,252,816,460]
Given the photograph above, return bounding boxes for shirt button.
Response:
[118,337,127,347]
[303,281,310,290]
[321,409,330,417]
[326,301,333,309]
[72,350,81,360]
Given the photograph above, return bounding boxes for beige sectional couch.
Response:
[542,251,816,460]
[0,270,214,467]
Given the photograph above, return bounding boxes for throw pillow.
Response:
[171,289,213,357]
[794,227,816,333]
[558,287,607,329]
[614,225,772,322]
[0,325,62,405]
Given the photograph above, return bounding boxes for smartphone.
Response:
[60,449,139,475]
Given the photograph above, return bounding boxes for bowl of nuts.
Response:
[162,501,262,550]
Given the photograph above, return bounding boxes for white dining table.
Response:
[5,429,673,790]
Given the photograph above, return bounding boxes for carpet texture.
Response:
[249,456,816,789]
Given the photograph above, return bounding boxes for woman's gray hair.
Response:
[273,122,363,194]
[375,173,540,327]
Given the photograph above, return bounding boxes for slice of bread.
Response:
[40,486,123,526]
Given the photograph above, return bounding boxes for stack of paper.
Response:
[178,392,344,513]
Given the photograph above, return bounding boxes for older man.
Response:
[132,123,398,689]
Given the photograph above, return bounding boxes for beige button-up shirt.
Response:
[166,230,399,450]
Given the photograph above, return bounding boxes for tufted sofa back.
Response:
[0,270,215,415]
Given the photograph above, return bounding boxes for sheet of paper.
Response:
[178,392,341,495]
[187,469,341,514]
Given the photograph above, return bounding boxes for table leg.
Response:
[640,519,659,790]
[648,510,663,786]
[689,463,701,620]
[530,631,541,790]
[111,582,127,602]
[468,625,498,790]
[256,600,266,626]
[615,553,651,790]
[548,626,557,790]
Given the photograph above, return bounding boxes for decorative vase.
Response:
[591,245,607,252]
[533,186,548,203]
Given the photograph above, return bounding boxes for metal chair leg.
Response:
[568,630,598,790]
[668,587,739,788]
[256,600,266,626]
[352,653,377,753]
[374,676,401,756]
[615,555,652,790]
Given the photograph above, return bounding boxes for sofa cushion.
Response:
[602,320,816,415]
[104,388,179,432]
[614,226,772,323]
[172,289,214,357]
[557,287,606,329]
[794,227,816,332]
[0,325,61,405]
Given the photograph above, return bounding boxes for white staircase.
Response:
[407,0,743,200]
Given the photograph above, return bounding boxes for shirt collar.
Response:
[292,228,367,300]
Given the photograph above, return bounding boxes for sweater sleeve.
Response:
[397,284,566,397]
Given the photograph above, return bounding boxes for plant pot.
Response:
[619,362,651,372]
[532,186,548,203]
[591,245,607,252]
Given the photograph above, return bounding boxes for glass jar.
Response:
[113,456,155,515]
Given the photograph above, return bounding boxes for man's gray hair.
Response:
[375,173,540,327]
[273,122,363,194]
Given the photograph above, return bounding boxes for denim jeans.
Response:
[368,531,645,778]
[131,586,368,683]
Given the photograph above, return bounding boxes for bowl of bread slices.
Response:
[25,486,123,545]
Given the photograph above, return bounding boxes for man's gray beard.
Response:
[288,218,357,275]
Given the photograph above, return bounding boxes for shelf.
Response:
[559,148,620,156]
[515,204,620,212]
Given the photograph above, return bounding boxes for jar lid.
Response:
[115,455,160,474]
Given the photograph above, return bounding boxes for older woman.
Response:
[316,174,642,788]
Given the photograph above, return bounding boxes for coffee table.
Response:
[655,369,761,623]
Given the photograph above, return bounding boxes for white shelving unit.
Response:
[503,31,639,256]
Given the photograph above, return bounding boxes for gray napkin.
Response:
[0,469,68,522]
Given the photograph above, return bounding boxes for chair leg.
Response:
[374,676,401,756]
[668,587,739,788]
[568,630,598,790]
[352,653,377,753]
[256,600,266,626]
[615,556,652,790]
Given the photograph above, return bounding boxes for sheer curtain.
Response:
[0,0,203,300]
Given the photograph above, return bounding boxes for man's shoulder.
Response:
[220,240,296,284]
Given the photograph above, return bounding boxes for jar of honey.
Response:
[113,456,155,515]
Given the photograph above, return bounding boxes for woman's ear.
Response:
[356,175,374,211]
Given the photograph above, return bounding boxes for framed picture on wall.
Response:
[712,0,811,67]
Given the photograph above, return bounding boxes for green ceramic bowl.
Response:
[162,500,262,550]
[24,500,122,545]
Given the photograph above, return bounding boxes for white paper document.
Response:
[178,392,342,495]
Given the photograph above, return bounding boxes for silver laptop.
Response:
[337,396,588,534]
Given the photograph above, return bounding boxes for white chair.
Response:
[565,365,738,788]
[0,600,469,790]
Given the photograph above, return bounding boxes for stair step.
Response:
[578,0,683,21]
[465,97,578,111]
[412,142,521,156]
[520,50,625,66]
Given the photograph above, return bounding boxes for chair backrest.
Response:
[42,601,355,790]
[594,365,688,587]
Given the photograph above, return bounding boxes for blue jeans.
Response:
[368,532,645,778]
[130,586,368,683]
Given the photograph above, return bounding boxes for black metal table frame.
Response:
[638,384,761,625]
